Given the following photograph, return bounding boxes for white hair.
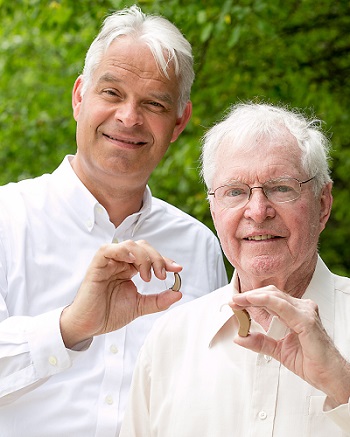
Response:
[200,102,332,194]
[81,5,194,115]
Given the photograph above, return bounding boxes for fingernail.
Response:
[128,252,136,261]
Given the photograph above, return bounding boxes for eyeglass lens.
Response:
[215,178,302,207]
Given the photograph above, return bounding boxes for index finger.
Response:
[103,240,182,282]
[231,287,317,334]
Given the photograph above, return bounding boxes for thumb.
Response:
[138,290,183,317]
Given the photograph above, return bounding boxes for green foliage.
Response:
[1,0,350,277]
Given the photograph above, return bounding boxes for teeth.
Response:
[247,235,275,241]
[106,134,141,144]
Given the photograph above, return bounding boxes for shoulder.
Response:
[0,173,51,213]
[333,271,350,294]
[150,196,217,238]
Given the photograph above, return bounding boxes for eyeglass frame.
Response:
[208,176,316,208]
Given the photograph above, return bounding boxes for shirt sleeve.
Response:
[0,305,85,404]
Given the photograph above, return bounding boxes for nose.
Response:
[243,187,275,223]
[114,101,143,127]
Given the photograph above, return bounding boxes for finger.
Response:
[92,243,137,268]
[232,288,318,336]
[102,240,160,282]
[136,240,182,280]
[231,285,280,308]
[98,241,182,285]
[234,331,280,358]
[138,289,183,315]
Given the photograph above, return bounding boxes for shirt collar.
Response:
[205,278,236,347]
[51,155,153,235]
[303,256,334,337]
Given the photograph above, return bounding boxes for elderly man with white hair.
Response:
[120,102,350,437]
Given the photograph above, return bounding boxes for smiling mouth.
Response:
[104,133,146,146]
[245,234,281,241]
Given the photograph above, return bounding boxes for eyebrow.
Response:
[97,73,121,85]
[97,73,175,106]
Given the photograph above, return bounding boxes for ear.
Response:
[170,101,192,143]
[72,75,84,121]
[319,182,333,232]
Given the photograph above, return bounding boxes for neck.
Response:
[70,156,146,227]
[95,186,145,227]
[237,254,318,298]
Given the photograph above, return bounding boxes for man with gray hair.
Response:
[120,102,350,436]
[0,5,227,436]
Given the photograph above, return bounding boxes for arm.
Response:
[0,239,182,402]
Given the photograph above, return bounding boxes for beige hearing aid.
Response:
[234,309,251,337]
[171,272,182,292]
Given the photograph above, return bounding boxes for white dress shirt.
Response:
[0,156,228,437]
[120,257,350,437]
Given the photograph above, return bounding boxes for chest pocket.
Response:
[307,396,350,436]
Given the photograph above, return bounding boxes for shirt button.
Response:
[258,411,267,420]
[264,355,272,362]
[105,395,114,405]
[112,237,119,244]
[96,205,104,214]
[110,344,119,354]
[48,356,57,366]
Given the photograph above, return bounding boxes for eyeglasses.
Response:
[208,176,316,209]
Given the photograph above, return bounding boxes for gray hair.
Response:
[81,5,194,115]
[200,102,332,194]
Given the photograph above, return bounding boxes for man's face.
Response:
[210,133,332,288]
[71,37,191,192]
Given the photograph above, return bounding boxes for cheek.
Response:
[288,206,321,254]
[153,120,177,145]
[211,208,239,251]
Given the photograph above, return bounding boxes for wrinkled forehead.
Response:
[217,124,298,156]
[212,128,303,184]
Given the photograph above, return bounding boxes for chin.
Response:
[248,256,285,276]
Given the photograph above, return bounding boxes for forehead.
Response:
[94,36,178,88]
[213,131,304,185]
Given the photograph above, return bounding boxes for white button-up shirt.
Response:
[120,257,350,437]
[0,156,228,437]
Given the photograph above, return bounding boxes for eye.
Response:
[223,186,246,197]
[149,101,163,107]
[101,88,121,99]
[145,101,167,112]
[271,184,293,193]
[266,179,299,200]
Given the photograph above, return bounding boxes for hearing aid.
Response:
[171,272,181,292]
[234,309,251,337]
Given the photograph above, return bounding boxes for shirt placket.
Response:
[249,353,281,437]
[94,329,126,437]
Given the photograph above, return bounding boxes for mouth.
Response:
[245,234,281,241]
[103,133,147,146]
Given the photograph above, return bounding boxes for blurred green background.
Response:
[1,0,349,277]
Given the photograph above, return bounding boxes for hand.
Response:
[230,286,350,408]
[60,240,182,348]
